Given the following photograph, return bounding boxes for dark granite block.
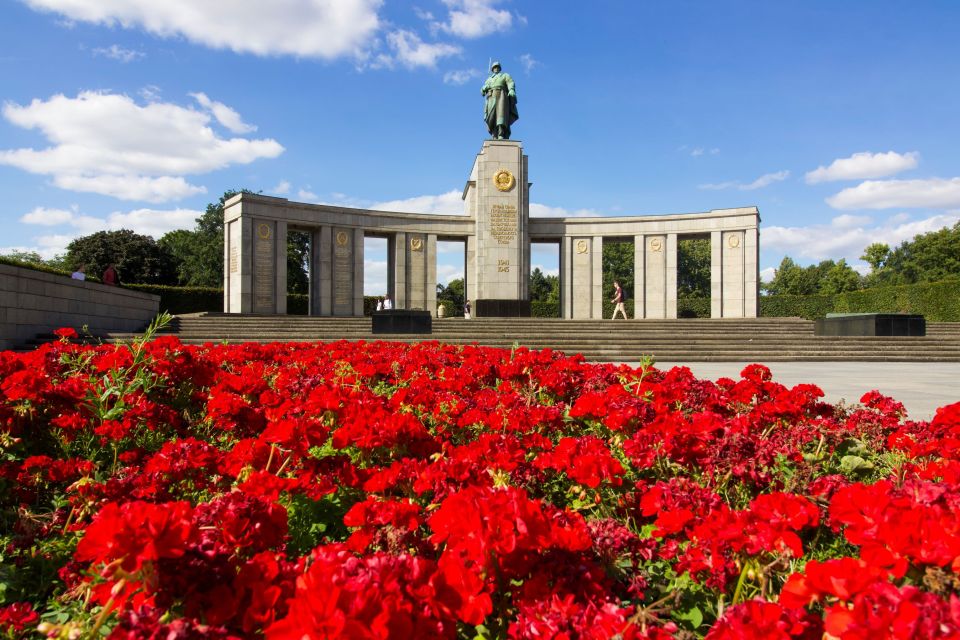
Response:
[815,313,925,337]
[372,310,432,334]
[475,299,531,317]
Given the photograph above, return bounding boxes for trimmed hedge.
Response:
[0,256,102,283]
[531,301,560,318]
[761,279,960,321]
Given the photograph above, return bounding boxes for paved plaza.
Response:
[643,361,960,422]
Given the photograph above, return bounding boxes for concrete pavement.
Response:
[637,361,960,422]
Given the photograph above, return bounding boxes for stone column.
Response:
[744,228,759,317]
[405,233,430,310]
[643,234,667,318]
[309,228,322,316]
[251,219,280,314]
[275,220,287,315]
[568,236,594,319]
[591,236,603,319]
[392,232,406,309]
[470,140,529,307]
[224,216,251,313]
[666,232,677,319]
[560,236,572,319]
[318,226,332,316]
[427,234,438,317]
[331,227,357,316]
[352,230,364,317]
[633,235,645,319]
[710,231,722,319]
[465,234,477,310]
[721,230,746,318]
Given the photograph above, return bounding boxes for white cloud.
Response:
[699,170,789,191]
[138,84,162,102]
[435,0,513,38]
[364,258,388,295]
[23,0,383,60]
[443,68,482,85]
[377,29,460,69]
[831,214,872,228]
[805,151,919,184]
[297,188,320,202]
[762,213,960,266]
[190,92,256,134]
[15,205,202,256]
[519,53,538,73]
[0,91,283,202]
[529,203,605,218]
[759,266,776,283]
[373,190,465,214]
[826,177,960,210]
[690,148,704,157]
[92,44,144,62]
[271,180,291,195]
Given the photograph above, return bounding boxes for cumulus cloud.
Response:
[443,68,483,85]
[826,177,960,210]
[699,170,790,191]
[0,91,283,202]
[805,151,919,184]
[15,204,202,256]
[435,0,514,38]
[376,29,460,69]
[91,44,144,62]
[762,212,960,266]
[373,190,465,214]
[519,53,538,73]
[190,92,256,134]
[271,180,291,195]
[22,0,382,60]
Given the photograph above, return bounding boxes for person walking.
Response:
[102,263,119,286]
[611,280,628,319]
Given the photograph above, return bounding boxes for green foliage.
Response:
[761,279,960,321]
[678,237,711,298]
[764,257,864,296]
[437,278,465,315]
[0,254,83,279]
[287,231,310,294]
[531,301,560,317]
[65,229,175,285]
[878,221,960,286]
[678,297,711,318]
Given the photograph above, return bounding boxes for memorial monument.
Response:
[223,64,759,319]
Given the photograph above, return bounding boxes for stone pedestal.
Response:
[464,140,529,314]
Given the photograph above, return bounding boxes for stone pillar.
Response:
[317,226,332,316]
[248,219,285,314]
[353,230,364,317]
[721,230,746,318]
[224,216,251,313]
[392,232,406,309]
[591,236,603,319]
[465,234,477,309]
[643,234,667,318]
[666,232,677,319]
[567,236,600,319]
[633,235,645,319]
[309,228,322,316]
[331,227,358,316]
[275,220,287,315]
[710,231,722,318]
[744,228,759,317]
[404,232,431,310]
[560,236,572,319]
[426,234,438,316]
[469,140,529,307]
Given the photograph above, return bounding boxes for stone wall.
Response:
[0,263,160,350]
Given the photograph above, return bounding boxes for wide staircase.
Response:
[94,314,960,362]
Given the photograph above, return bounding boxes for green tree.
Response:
[529,267,559,303]
[602,241,634,302]
[436,278,465,314]
[763,257,819,296]
[820,259,863,294]
[884,222,960,284]
[65,229,175,284]
[678,237,711,298]
[287,231,310,294]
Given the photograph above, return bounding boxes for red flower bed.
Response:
[1,330,959,639]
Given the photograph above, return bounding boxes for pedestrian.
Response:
[71,265,86,281]
[464,299,472,319]
[102,263,119,286]
[611,280,627,319]
[376,298,383,311]
[383,294,393,310]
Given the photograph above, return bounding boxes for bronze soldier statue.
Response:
[481,60,518,140]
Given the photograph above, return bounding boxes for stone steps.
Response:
[63,314,960,362]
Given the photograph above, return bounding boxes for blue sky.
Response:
[2,0,959,294]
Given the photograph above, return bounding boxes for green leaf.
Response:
[840,455,874,474]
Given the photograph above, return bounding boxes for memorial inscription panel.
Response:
[489,204,517,245]
[333,230,352,312]
[254,223,274,312]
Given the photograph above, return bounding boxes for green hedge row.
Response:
[0,256,103,282]
[761,279,960,321]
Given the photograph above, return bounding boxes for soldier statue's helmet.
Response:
[490,60,501,71]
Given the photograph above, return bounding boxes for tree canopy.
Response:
[65,229,175,285]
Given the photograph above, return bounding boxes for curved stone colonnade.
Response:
[223,141,759,319]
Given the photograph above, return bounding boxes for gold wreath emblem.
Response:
[649,237,663,252]
[410,237,423,252]
[257,223,271,240]
[575,239,588,254]
[492,168,515,192]
[336,231,349,246]
[727,234,741,249]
